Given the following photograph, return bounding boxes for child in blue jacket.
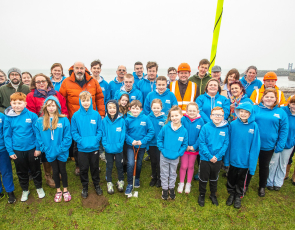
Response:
[102,100,126,194]
[71,91,103,199]
[0,112,16,204]
[124,100,155,195]
[224,102,260,209]
[35,96,72,203]
[157,106,188,200]
[4,92,44,202]
[148,99,166,187]
[198,106,229,207]
[178,102,204,194]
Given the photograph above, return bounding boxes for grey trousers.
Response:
[160,153,179,190]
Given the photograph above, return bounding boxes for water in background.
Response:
[5,68,295,88]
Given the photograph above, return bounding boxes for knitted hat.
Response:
[263,72,277,81]
[7,67,22,79]
[177,63,191,72]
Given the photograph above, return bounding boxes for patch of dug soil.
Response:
[82,192,109,211]
[25,195,42,205]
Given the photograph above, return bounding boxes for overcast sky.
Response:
[1,0,294,72]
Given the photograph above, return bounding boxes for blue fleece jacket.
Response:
[114,85,143,104]
[196,92,230,123]
[147,112,166,146]
[109,77,124,100]
[137,76,157,106]
[0,113,6,152]
[133,72,145,86]
[102,115,126,154]
[240,75,263,97]
[181,115,204,151]
[228,94,253,123]
[4,107,39,156]
[281,106,295,149]
[50,76,66,92]
[224,102,260,175]
[125,111,155,149]
[97,76,110,105]
[35,96,72,162]
[199,120,229,161]
[157,122,188,160]
[144,89,178,116]
[254,103,288,153]
[71,93,102,152]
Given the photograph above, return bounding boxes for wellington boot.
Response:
[285,164,291,180]
[43,162,55,188]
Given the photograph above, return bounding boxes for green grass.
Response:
[1,155,295,229]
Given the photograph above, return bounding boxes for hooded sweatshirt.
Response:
[114,85,143,104]
[35,96,72,162]
[125,111,155,149]
[137,76,157,106]
[181,114,204,153]
[50,76,66,92]
[102,100,126,154]
[97,76,110,105]
[147,112,166,146]
[109,77,124,100]
[240,75,263,98]
[133,72,145,86]
[199,120,229,161]
[189,73,211,95]
[254,103,288,153]
[281,106,295,149]
[144,89,178,116]
[71,92,102,153]
[196,92,230,123]
[224,102,260,175]
[157,121,188,160]
[0,113,6,152]
[4,107,39,156]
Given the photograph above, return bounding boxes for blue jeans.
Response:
[0,150,15,193]
[267,147,294,187]
[126,145,145,185]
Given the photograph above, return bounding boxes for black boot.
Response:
[234,197,241,209]
[149,178,157,187]
[81,187,88,199]
[209,195,219,206]
[95,185,103,196]
[7,192,16,204]
[198,194,205,207]
[258,187,265,197]
[162,189,168,200]
[266,186,274,191]
[274,186,280,191]
[226,194,235,206]
[156,179,161,188]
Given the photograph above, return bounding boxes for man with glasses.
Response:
[167,67,177,85]
[109,65,126,100]
[0,67,30,113]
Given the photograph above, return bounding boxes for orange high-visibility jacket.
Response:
[250,85,285,106]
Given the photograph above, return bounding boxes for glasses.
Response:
[10,73,20,77]
[211,114,224,117]
[35,80,47,85]
[0,75,5,78]
[169,73,177,76]
[118,69,126,72]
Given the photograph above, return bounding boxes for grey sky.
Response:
[1,0,294,71]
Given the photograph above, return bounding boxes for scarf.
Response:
[34,87,56,98]
[229,93,244,122]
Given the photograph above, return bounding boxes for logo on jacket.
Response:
[159,122,164,126]
[57,123,62,128]
[248,129,254,134]
[116,127,122,132]
[165,100,170,104]
[196,125,201,129]
[217,101,222,105]
[25,118,32,123]
[91,120,96,124]
[219,131,225,136]
[273,113,280,119]
[178,137,184,142]
[131,96,136,99]
[140,121,146,126]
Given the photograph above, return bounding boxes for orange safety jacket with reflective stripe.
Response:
[250,85,285,106]
[170,81,197,113]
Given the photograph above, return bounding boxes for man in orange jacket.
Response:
[250,72,285,105]
[60,61,105,175]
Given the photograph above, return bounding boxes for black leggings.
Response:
[258,149,274,188]
[149,146,160,180]
[50,160,68,188]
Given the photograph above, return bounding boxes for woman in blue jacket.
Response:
[252,89,288,197]
[35,96,72,202]
[267,96,295,190]
[196,78,230,123]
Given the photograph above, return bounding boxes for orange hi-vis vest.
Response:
[170,81,197,113]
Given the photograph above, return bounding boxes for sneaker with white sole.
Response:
[177,183,184,193]
[185,183,191,194]
[116,180,124,192]
[107,182,114,194]
[99,152,106,162]
[21,190,30,202]
[36,188,45,199]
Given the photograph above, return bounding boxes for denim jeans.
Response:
[267,147,294,187]
[126,145,145,185]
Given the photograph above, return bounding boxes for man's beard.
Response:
[75,73,84,81]
[11,79,20,85]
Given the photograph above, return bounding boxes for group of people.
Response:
[0,59,294,210]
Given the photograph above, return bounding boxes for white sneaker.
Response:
[185,183,191,194]
[99,152,106,162]
[21,190,30,202]
[177,183,184,193]
[37,188,45,199]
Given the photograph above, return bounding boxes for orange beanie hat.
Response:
[263,72,277,81]
[178,63,191,72]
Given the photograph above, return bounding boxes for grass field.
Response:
[0,155,295,230]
